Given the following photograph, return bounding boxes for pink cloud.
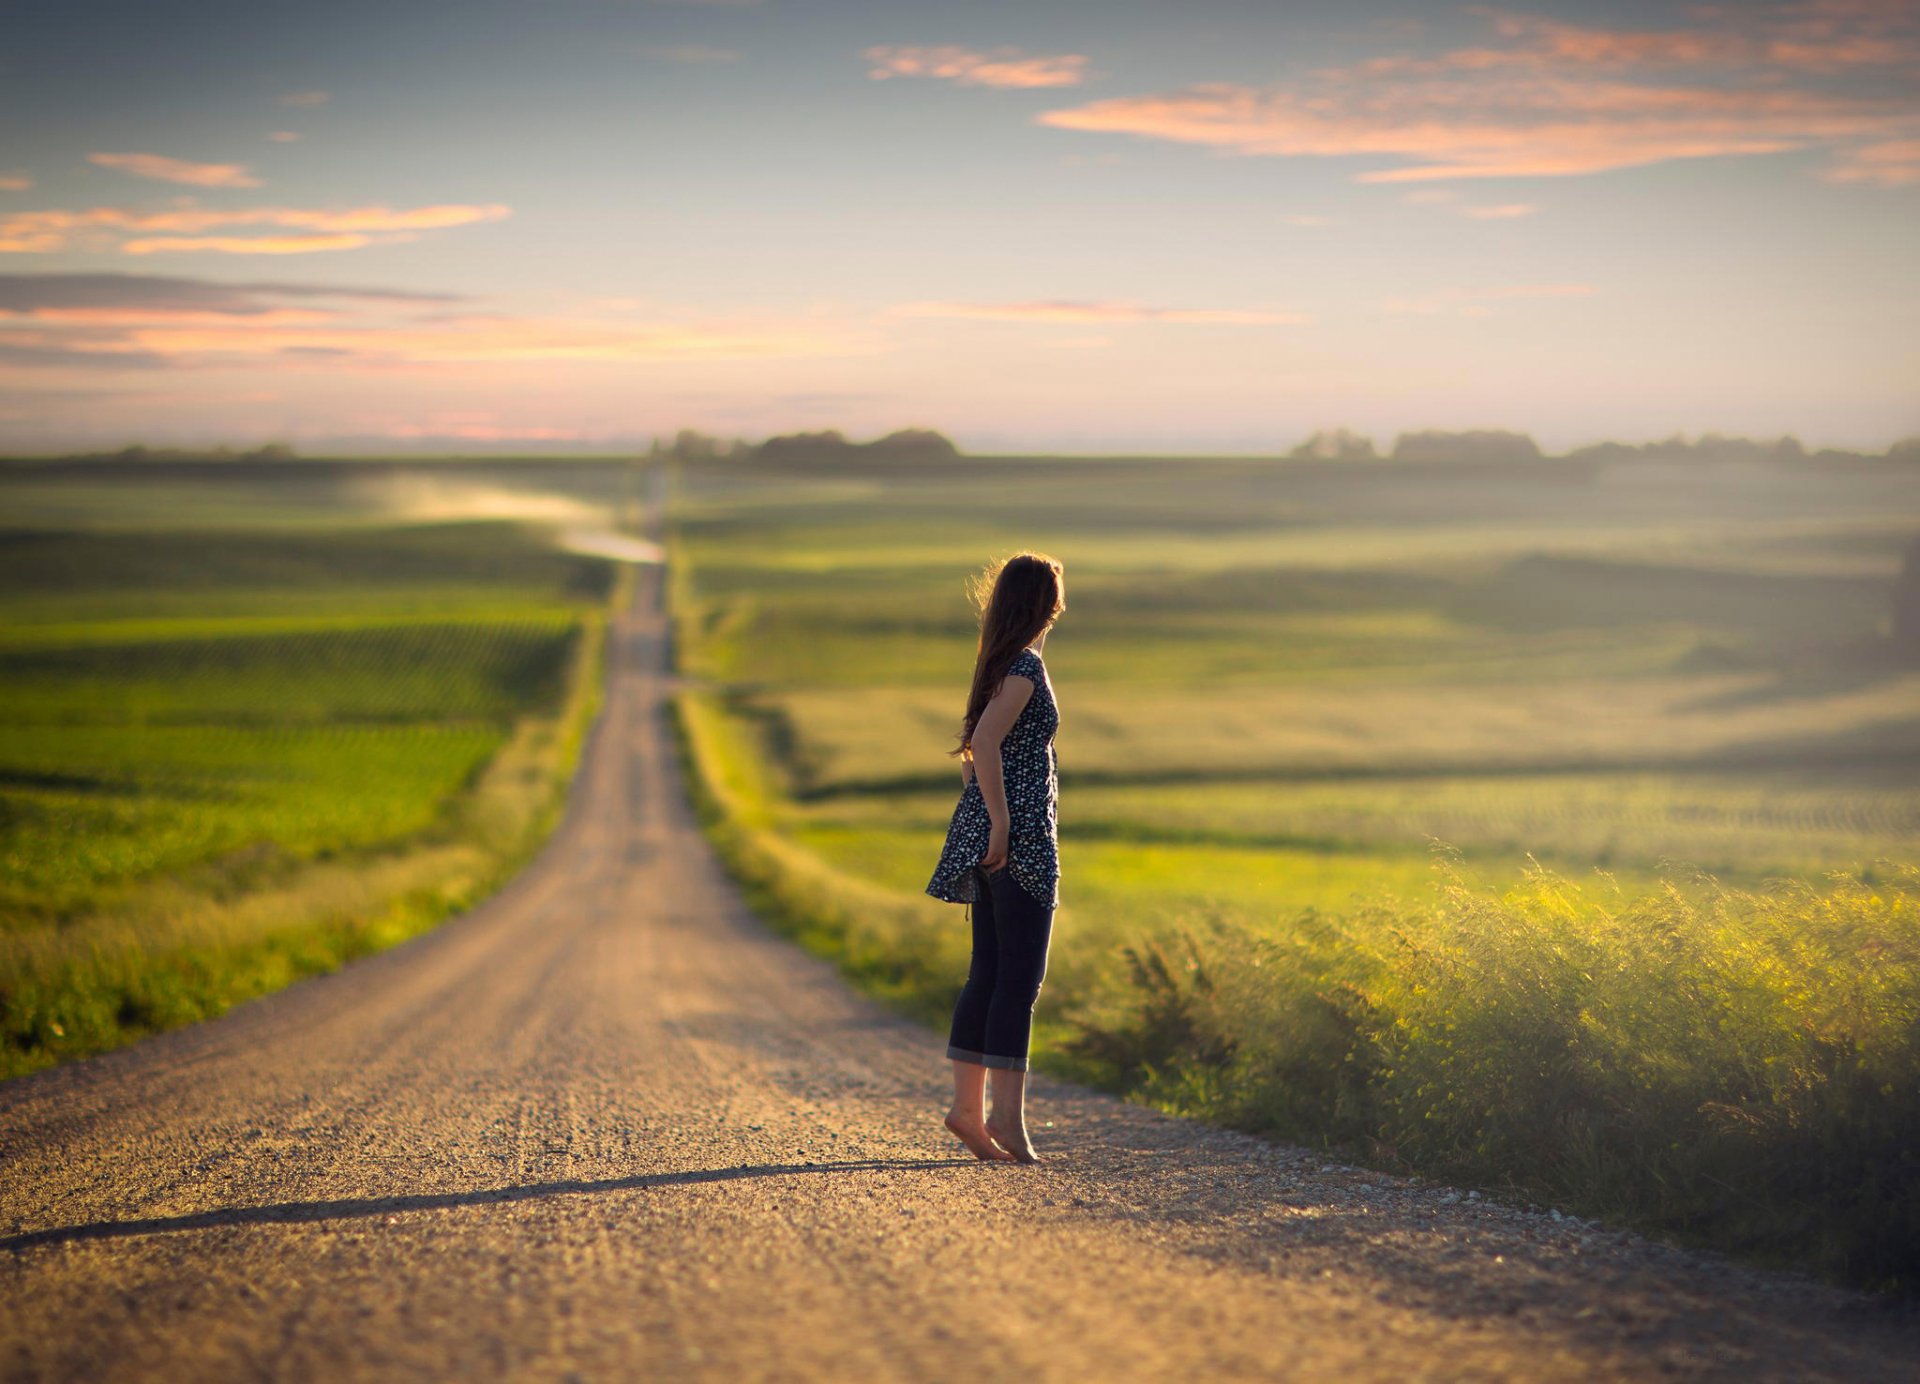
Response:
[1460,203,1539,218]
[0,174,31,192]
[864,45,1091,89]
[279,91,331,107]
[25,307,340,326]
[117,316,880,366]
[88,153,262,188]
[1819,136,1920,184]
[1336,4,1920,76]
[0,272,886,371]
[121,234,377,256]
[0,202,513,255]
[1036,4,1920,185]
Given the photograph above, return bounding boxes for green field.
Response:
[664,448,1920,1289]
[4,446,1916,1290]
[0,456,644,1078]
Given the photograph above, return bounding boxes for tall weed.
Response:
[1084,851,1920,1290]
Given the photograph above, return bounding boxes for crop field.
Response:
[670,451,1919,900]
[0,456,643,1077]
[666,448,1920,1286]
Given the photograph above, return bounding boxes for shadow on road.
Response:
[0,1157,974,1252]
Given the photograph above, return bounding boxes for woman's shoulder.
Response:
[1008,646,1046,679]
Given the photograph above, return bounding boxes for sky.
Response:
[1,0,1916,455]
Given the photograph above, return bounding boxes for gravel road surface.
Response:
[3,556,1916,1383]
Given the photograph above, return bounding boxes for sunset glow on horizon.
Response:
[2,0,1915,454]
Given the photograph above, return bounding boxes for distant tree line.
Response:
[653,427,960,463]
[1287,428,1542,463]
[45,443,301,464]
[22,427,1916,467]
[647,429,753,461]
[1286,428,1918,465]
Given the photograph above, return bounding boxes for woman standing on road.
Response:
[925,552,1065,1165]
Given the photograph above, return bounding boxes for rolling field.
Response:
[665,448,1920,1287]
[0,457,644,1078]
[668,450,1919,901]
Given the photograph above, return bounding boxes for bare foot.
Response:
[945,1110,1016,1161]
[985,1120,1042,1165]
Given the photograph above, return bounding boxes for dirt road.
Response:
[3,558,1915,1383]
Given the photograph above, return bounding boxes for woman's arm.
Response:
[969,672,1034,872]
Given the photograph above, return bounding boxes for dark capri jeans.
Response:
[946,863,1056,1072]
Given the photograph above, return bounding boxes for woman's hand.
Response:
[980,823,1009,874]
[969,669,1031,877]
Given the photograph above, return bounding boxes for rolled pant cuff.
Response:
[947,1044,1028,1072]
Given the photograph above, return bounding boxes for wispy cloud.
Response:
[279,90,331,107]
[0,202,513,255]
[890,299,1309,325]
[122,234,378,256]
[88,153,262,188]
[634,43,742,64]
[864,45,1091,89]
[0,339,173,370]
[0,271,882,371]
[266,132,301,143]
[1819,135,1920,185]
[1382,3,1920,78]
[0,175,31,192]
[1459,203,1538,218]
[97,317,879,368]
[1035,3,1920,185]
[0,274,463,316]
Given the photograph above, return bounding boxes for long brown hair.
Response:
[951,552,1065,760]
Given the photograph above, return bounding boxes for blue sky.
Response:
[2,0,1915,453]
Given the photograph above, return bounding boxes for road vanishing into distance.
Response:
[3,547,1917,1382]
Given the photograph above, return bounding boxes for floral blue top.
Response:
[925,647,1059,912]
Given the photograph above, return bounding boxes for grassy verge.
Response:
[0,563,626,1080]
[661,452,1920,1292]
[669,687,968,1025]
[668,678,1919,1294]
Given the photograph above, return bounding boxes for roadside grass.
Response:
[663,451,1920,1291]
[671,681,1920,1292]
